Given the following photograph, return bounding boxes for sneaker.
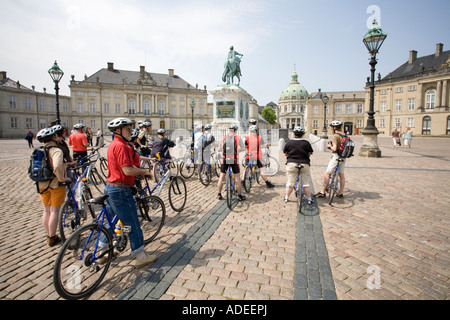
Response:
[47,235,62,247]
[307,199,315,205]
[314,192,326,198]
[217,193,223,200]
[135,254,157,269]
[266,181,275,188]
[336,193,344,198]
[238,194,246,201]
[284,196,289,203]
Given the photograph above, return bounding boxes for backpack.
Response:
[28,146,56,183]
[223,135,238,162]
[337,133,355,158]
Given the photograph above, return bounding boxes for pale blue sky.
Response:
[1,0,449,105]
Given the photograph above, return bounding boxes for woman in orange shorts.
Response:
[36,127,71,246]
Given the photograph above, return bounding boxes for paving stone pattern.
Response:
[0,136,449,300]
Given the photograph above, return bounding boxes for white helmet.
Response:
[37,127,56,143]
[107,118,135,132]
[293,126,305,134]
[330,120,343,128]
[74,123,85,130]
[157,128,166,134]
[249,125,258,132]
[205,124,213,130]
[228,124,238,131]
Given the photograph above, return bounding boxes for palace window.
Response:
[425,90,436,109]
[144,100,151,116]
[128,99,136,115]
[408,98,415,111]
[158,101,165,116]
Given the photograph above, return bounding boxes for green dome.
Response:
[280,71,309,100]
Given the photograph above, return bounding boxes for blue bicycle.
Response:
[243,154,261,194]
[53,193,165,300]
[293,164,306,213]
[225,165,237,210]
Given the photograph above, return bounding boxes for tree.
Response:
[261,107,277,125]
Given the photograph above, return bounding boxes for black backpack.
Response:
[28,147,56,193]
[336,133,355,158]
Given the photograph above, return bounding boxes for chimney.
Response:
[107,62,114,71]
[140,66,145,75]
[0,71,6,80]
[409,50,417,64]
[168,69,174,77]
[436,43,443,57]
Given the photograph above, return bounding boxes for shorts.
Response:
[220,162,240,174]
[326,153,345,175]
[39,186,66,207]
[286,162,310,188]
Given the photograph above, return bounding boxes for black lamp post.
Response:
[190,98,195,146]
[362,19,387,130]
[359,19,387,157]
[48,61,64,125]
[321,92,329,139]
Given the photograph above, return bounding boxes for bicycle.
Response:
[327,157,344,205]
[58,163,97,242]
[88,145,108,179]
[293,164,306,213]
[137,160,187,213]
[242,154,260,194]
[179,146,198,179]
[224,164,237,210]
[76,152,106,194]
[153,155,178,183]
[260,147,279,176]
[53,193,165,300]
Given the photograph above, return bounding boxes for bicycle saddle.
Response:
[87,195,109,205]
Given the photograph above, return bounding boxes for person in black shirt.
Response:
[150,129,175,160]
[283,126,314,204]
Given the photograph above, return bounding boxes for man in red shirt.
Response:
[245,125,274,188]
[105,117,156,268]
[68,123,89,161]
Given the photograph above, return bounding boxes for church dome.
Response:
[280,71,309,100]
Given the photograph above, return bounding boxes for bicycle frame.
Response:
[329,163,340,190]
[139,160,173,198]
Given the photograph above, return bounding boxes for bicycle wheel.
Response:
[168,176,187,212]
[141,160,153,173]
[226,173,233,210]
[137,195,166,244]
[98,157,108,179]
[243,166,254,194]
[180,159,195,179]
[328,173,339,205]
[296,176,304,213]
[262,156,280,176]
[53,223,113,300]
[58,201,80,243]
[199,162,212,187]
[89,167,106,194]
[153,162,168,183]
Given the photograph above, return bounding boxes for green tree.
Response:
[261,107,277,125]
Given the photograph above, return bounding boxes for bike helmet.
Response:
[107,118,135,132]
[228,124,238,131]
[157,128,166,135]
[131,129,140,140]
[293,126,305,134]
[330,120,343,128]
[142,121,152,127]
[36,127,56,143]
[74,123,85,130]
[52,124,66,136]
[249,119,257,125]
[249,125,258,132]
[205,124,213,130]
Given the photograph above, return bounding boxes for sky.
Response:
[1,0,449,105]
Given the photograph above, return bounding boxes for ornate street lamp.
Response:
[48,61,64,124]
[321,92,329,139]
[190,98,195,147]
[359,19,387,157]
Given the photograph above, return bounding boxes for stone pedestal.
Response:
[358,128,382,157]
[209,85,256,130]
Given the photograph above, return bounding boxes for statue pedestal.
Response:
[358,128,382,157]
[209,85,257,130]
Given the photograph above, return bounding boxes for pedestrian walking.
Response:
[391,128,401,148]
[403,127,413,148]
[25,129,34,148]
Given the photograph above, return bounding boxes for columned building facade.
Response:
[69,63,211,134]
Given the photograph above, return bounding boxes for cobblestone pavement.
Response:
[0,136,448,300]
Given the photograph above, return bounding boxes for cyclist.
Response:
[68,123,89,162]
[150,129,175,160]
[245,125,274,188]
[105,117,157,268]
[283,126,314,204]
[194,124,205,172]
[52,124,76,166]
[35,127,72,247]
[202,124,216,162]
[217,124,246,201]
[137,120,153,157]
[315,120,346,199]
[130,129,154,165]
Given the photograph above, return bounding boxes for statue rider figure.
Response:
[223,45,243,86]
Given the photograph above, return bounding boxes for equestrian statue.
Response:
[222,46,243,86]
